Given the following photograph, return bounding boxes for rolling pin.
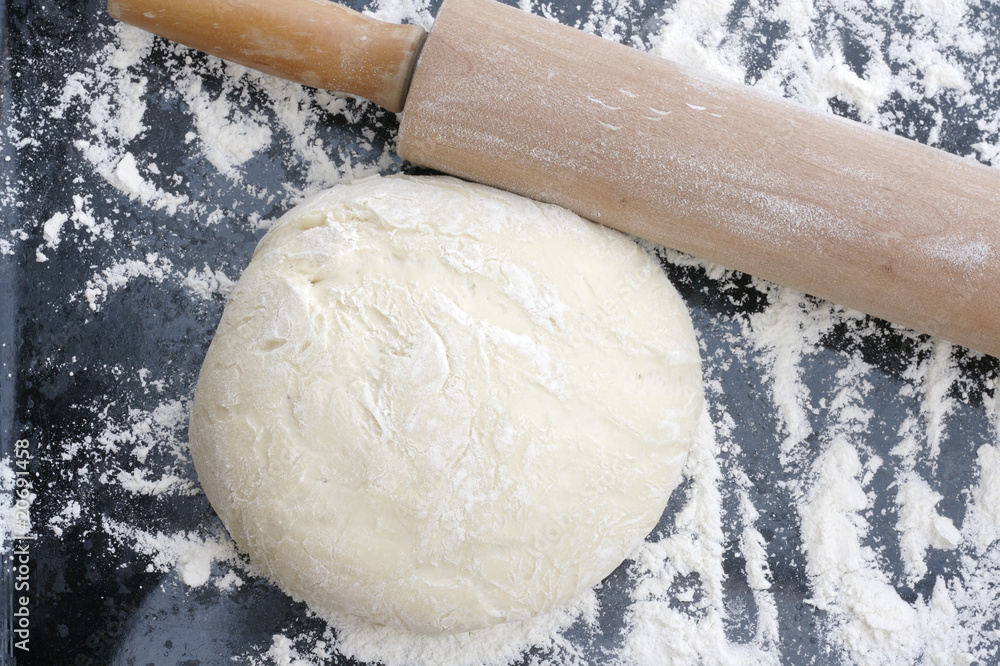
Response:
[107,0,1000,358]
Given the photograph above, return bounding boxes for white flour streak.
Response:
[178,73,273,179]
[329,593,597,666]
[0,461,19,548]
[622,408,780,666]
[746,286,842,460]
[41,212,68,249]
[969,444,1000,549]
[102,516,240,588]
[800,437,968,665]
[649,0,745,82]
[183,265,236,301]
[647,1,1000,659]
[81,253,174,311]
[895,474,962,581]
[902,339,960,461]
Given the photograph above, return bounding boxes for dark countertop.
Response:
[2,0,999,664]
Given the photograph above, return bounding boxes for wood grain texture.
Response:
[108,0,426,112]
[398,0,1000,358]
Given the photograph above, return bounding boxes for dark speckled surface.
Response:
[2,0,999,664]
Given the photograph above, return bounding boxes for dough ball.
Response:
[189,175,703,634]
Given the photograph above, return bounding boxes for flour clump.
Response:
[188,175,703,634]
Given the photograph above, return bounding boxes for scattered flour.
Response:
[0,461,18,546]
[178,73,273,179]
[969,444,1000,549]
[3,0,1000,664]
[100,150,190,215]
[904,339,962,460]
[744,285,845,460]
[646,1,1000,662]
[622,408,780,666]
[895,475,962,581]
[801,440,969,665]
[28,18,397,313]
[102,516,240,588]
[183,265,236,301]
[47,500,82,539]
[324,592,599,666]
[77,252,236,310]
[41,212,69,248]
[81,253,174,311]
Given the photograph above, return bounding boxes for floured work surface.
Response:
[2,0,1000,664]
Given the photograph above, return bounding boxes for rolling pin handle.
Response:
[107,0,427,113]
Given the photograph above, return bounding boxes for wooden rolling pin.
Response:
[108,0,1000,358]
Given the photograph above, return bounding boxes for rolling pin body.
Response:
[398,0,1000,357]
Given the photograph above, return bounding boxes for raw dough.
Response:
[189,175,703,634]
